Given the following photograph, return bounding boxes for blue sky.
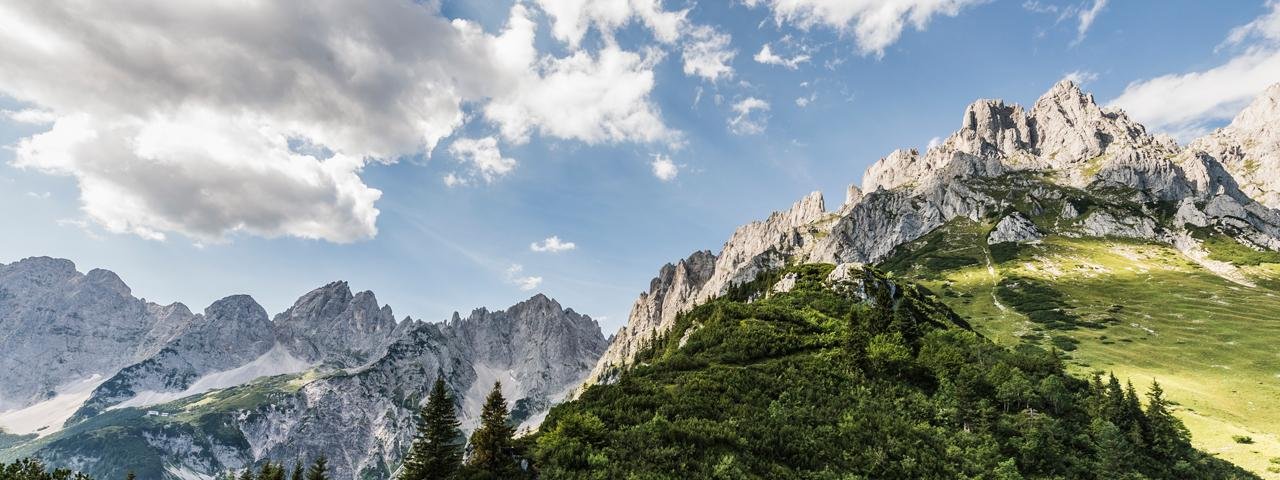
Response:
[1,0,1277,332]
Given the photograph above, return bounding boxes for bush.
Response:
[1232,435,1254,444]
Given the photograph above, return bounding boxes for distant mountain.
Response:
[0,259,606,479]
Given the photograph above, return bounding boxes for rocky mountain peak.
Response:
[204,294,270,327]
[84,268,131,298]
[1189,82,1280,209]
[1230,82,1280,132]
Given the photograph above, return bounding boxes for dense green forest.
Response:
[4,264,1257,479]
[529,264,1257,479]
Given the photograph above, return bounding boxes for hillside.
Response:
[880,200,1280,476]
[537,264,1257,479]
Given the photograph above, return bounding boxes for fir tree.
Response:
[291,462,304,480]
[466,382,519,476]
[238,468,256,480]
[1144,380,1191,463]
[305,456,329,480]
[126,472,136,480]
[400,376,464,480]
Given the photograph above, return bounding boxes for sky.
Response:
[2,0,1279,333]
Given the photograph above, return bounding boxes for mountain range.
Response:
[0,257,606,479]
[4,79,1280,478]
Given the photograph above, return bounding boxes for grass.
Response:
[884,233,1280,478]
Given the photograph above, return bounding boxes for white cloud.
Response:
[682,25,736,82]
[505,264,543,291]
[743,0,984,57]
[754,44,811,69]
[1062,70,1099,86]
[650,154,679,181]
[1109,2,1280,142]
[443,173,465,188]
[25,191,50,199]
[926,136,942,150]
[3,108,57,124]
[533,0,735,83]
[534,0,686,48]
[795,92,817,107]
[485,44,676,146]
[447,137,516,184]
[0,2,675,243]
[1072,0,1108,46]
[531,235,577,253]
[728,97,770,135]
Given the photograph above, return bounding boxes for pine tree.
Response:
[305,456,329,480]
[1144,380,1191,463]
[1102,373,1126,426]
[238,467,256,480]
[400,376,464,480]
[466,382,519,476]
[291,461,304,480]
[126,472,137,480]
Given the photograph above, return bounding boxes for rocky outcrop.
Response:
[988,212,1043,244]
[1192,83,1280,209]
[585,192,830,386]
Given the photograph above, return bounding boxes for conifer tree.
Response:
[466,382,519,476]
[291,462,304,480]
[305,456,329,480]
[126,472,137,480]
[238,467,256,480]
[400,376,464,480]
[1144,380,1191,462]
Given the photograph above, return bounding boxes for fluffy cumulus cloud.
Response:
[531,236,577,253]
[0,1,677,243]
[650,154,679,181]
[1109,1,1280,141]
[505,264,543,291]
[445,137,517,186]
[533,0,736,82]
[743,0,983,57]
[728,97,771,135]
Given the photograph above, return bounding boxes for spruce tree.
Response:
[466,382,519,476]
[305,456,329,480]
[126,472,137,480]
[400,376,464,480]
[238,467,256,480]
[291,462,304,480]
[1144,380,1191,462]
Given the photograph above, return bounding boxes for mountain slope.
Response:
[540,264,1256,479]
[587,80,1280,477]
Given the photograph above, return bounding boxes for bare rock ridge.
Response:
[585,80,1280,388]
[0,257,606,479]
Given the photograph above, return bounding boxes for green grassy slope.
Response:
[881,220,1280,478]
[533,264,1255,479]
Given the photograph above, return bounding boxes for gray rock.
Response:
[988,213,1043,244]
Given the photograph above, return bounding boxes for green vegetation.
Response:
[400,377,464,480]
[1189,227,1280,266]
[0,458,91,480]
[531,265,1253,479]
[883,227,1280,478]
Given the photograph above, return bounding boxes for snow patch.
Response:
[0,374,105,436]
[114,344,312,409]
[165,465,216,480]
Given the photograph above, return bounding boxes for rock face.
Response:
[988,212,1043,244]
[585,192,831,385]
[0,259,606,480]
[1191,83,1280,209]
[0,257,195,413]
[586,80,1280,388]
